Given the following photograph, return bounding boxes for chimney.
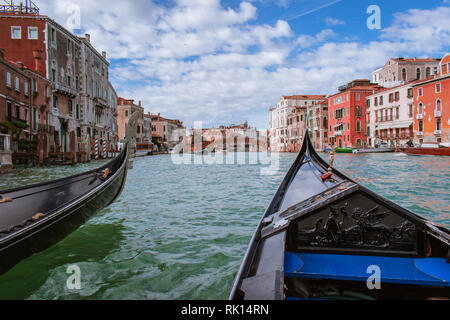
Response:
[85,34,90,43]
[102,51,107,59]
[138,100,142,107]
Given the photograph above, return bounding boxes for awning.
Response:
[376,121,413,130]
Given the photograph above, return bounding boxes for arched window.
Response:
[356,121,361,132]
[436,99,441,111]
[355,106,362,117]
[418,102,423,114]
[416,68,421,80]
[402,68,407,81]
[426,67,431,78]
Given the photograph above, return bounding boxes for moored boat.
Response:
[135,142,154,157]
[401,146,450,156]
[0,145,129,275]
[335,147,353,153]
[353,148,395,154]
[229,133,449,300]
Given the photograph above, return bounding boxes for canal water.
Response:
[0,152,449,299]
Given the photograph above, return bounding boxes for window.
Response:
[51,28,56,45]
[24,81,29,96]
[379,96,383,105]
[408,104,413,117]
[395,107,400,119]
[68,100,73,117]
[125,110,128,117]
[366,99,370,108]
[11,26,21,39]
[436,118,441,131]
[426,67,430,79]
[389,93,394,103]
[435,83,441,93]
[355,106,362,117]
[356,93,361,101]
[32,108,37,130]
[16,105,20,120]
[6,71,11,87]
[6,102,12,121]
[374,97,378,106]
[394,91,400,101]
[28,27,38,40]
[418,103,423,114]
[15,77,20,91]
[402,68,407,81]
[32,79,37,93]
[51,69,57,82]
[416,68,421,80]
[356,121,361,132]
[407,88,413,98]
[436,99,441,112]
[418,88,423,96]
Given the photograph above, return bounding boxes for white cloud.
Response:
[36,1,450,129]
[324,17,346,26]
[381,6,450,53]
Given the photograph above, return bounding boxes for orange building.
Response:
[117,97,144,143]
[412,53,450,145]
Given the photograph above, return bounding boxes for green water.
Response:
[0,152,449,299]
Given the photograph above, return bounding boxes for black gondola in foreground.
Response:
[0,145,129,275]
[0,110,142,276]
[230,133,449,300]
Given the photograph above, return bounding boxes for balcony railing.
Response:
[434,130,442,135]
[434,110,442,118]
[51,83,77,98]
[416,114,423,120]
[335,130,343,136]
[417,131,423,136]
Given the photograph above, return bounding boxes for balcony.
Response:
[416,131,423,136]
[434,110,442,118]
[335,130,343,136]
[416,114,423,120]
[51,83,77,98]
[93,96,109,108]
[434,130,442,136]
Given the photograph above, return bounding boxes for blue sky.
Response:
[39,0,450,130]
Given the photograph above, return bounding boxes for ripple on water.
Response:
[0,153,448,299]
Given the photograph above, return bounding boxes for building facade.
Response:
[310,100,329,151]
[328,79,382,148]
[372,57,441,88]
[150,113,186,153]
[269,94,327,152]
[412,54,450,145]
[0,8,117,161]
[117,97,144,143]
[366,82,416,147]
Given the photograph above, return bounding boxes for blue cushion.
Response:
[285,252,449,287]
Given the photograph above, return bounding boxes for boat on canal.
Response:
[352,148,396,154]
[229,133,449,300]
[0,112,140,276]
[335,147,353,153]
[401,144,450,156]
[135,142,154,157]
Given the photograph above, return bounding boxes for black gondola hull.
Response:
[0,147,128,275]
[230,134,450,300]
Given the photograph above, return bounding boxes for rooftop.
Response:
[0,1,39,15]
[282,94,327,100]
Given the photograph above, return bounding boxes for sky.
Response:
[36,0,450,130]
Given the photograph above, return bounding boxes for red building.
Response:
[0,47,50,153]
[412,53,450,145]
[328,79,382,148]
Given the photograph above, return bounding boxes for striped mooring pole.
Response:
[95,137,99,160]
[102,139,107,159]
